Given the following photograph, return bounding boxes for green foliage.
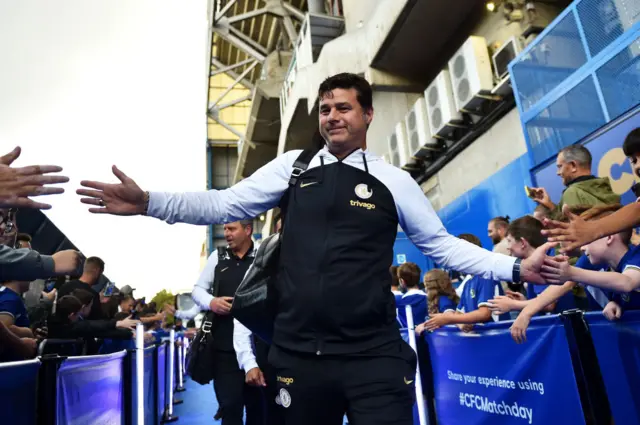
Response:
[151,289,175,325]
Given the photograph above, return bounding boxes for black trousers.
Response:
[268,340,417,425]
[212,349,284,425]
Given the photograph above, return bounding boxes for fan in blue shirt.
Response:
[540,206,640,321]
[488,216,576,317]
[417,234,509,334]
[423,269,458,316]
[395,263,427,328]
[0,282,32,338]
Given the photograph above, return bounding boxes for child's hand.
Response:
[487,295,517,314]
[603,301,622,321]
[540,254,572,284]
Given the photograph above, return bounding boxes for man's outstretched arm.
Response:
[78,150,303,225]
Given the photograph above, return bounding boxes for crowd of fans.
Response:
[396,129,640,343]
[0,154,185,362]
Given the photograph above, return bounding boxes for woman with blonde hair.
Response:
[423,269,459,316]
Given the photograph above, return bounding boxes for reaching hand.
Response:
[116,316,140,331]
[423,314,452,331]
[510,314,531,344]
[603,301,622,321]
[487,295,517,315]
[77,166,147,215]
[540,255,572,284]
[52,250,83,275]
[0,147,69,209]
[520,242,557,284]
[210,296,233,315]
[541,205,599,253]
[505,290,526,301]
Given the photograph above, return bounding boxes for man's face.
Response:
[556,152,578,186]
[224,222,250,250]
[16,240,31,249]
[582,237,608,265]
[319,88,372,150]
[628,153,640,179]
[505,234,526,259]
[487,222,503,245]
[275,219,282,234]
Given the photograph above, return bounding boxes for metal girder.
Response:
[210,57,255,77]
[282,15,298,45]
[209,60,258,108]
[211,58,255,90]
[213,21,266,62]
[208,114,246,139]
[228,25,269,57]
[216,0,238,21]
[208,139,239,147]
[227,7,267,24]
[282,2,305,20]
[216,93,252,110]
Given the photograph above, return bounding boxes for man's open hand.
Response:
[78,166,146,215]
[0,147,69,209]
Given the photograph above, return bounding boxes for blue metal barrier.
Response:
[0,359,40,425]
[56,351,126,425]
[585,310,640,425]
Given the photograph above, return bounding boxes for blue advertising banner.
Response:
[533,106,640,206]
[56,351,126,425]
[423,315,585,425]
[0,359,40,425]
[585,311,640,425]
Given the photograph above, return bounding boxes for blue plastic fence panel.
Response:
[423,315,585,425]
[56,351,126,425]
[584,311,640,425]
[0,359,40,425]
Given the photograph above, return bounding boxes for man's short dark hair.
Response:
[560,144,592,169]
[507,216,547,249]
[458,233,482,247]
[71,288,94,306]
[86,256,105,274]
[239,219,253,234]
[318,73,373,111]
[56,295,83,319]
[490,216,510,230]
[397,262,421,289]
[120,295,134,304]
[16,233,32,243]
[623,128,640,157]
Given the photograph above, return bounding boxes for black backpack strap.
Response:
[288,149,316,187]
[279,149,316,228]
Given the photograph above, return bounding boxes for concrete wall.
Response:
[435,109,529,208]
[366,92,422,156]
[342,0,384,34]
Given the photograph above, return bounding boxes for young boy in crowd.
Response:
[395,262,427,328]
[416,234,509,334]
[541,205,640,320]
[487,216,576,316]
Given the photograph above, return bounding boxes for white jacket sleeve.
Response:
[147,150,301,225]
[395,173,516,282]
[174,304,201,320]
[191,251,219,310]
[233,318,258,373]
